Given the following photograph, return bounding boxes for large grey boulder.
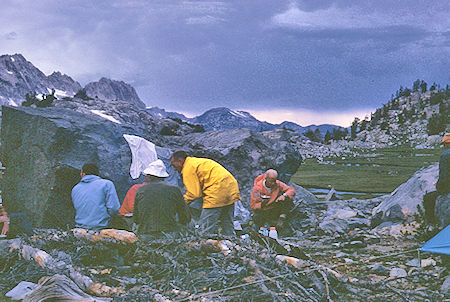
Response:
[0,105,163,228]
[371,164,438,226]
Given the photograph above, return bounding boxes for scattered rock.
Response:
[370,264,388,275]
[420,258,436,268]
[333,209,357,220]
[325,187,340,201]
[405,258,420,267]
[441,275,450,295]
[389,268,407,278]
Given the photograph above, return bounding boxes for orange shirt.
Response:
[250,174,296,211]
[119,183,145,215]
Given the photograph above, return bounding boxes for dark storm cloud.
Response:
[0,0,449,125]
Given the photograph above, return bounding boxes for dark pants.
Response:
[253,200,293,229]
[109,215,131,231]
[423,191,439,223]
[198,204,235,236]
[7,213,33,238]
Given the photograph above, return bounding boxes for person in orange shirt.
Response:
[119,181,148,216]
[250,169,296,229]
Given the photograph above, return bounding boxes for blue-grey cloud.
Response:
[0,0,448,125]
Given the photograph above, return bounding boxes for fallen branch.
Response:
[7,240,124,297]
[72,228,137,244]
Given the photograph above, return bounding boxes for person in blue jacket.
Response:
[71,163,120,229]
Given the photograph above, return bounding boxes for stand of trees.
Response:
[22,90,56,108]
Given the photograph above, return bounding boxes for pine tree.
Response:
[324,130,332,144]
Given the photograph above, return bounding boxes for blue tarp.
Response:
[420,225,450,255]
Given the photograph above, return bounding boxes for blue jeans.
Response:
[198,204,235,236]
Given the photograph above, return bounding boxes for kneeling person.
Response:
[134,160,191,235]
[250,169,296,229]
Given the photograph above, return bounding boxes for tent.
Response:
[420,225,450,255]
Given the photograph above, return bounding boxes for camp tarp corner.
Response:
[420,225,450,255]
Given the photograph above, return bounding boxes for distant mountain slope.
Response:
[0,54,81,105]
[280,122,344,137]
[146,106,190,121]
[147,106,345,135]
[191,107,276,132]
[350,84,449,147]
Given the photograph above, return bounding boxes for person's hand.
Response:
[276,193,287,203]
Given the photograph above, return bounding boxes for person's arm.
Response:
[105,181,120,216]
[174,187,191,225]
[250,187,264,210]
[182,165,203,203]
[119,185,137,215]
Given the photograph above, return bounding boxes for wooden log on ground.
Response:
[72,228,137,244]
[7,240,125,297]
[23,274,111,302]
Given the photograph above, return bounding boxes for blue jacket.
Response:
[71,175,120,229]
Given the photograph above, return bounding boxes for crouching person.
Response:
[250,169,296,230]
[134,160,191,240]
[71,163,121,230]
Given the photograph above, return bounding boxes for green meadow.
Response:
[292,146,443,194]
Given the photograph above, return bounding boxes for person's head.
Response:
[170,150,187,173]
[441,133,450,149]
[143,159,169,181]
[81,163,99,178]
[265,169,278,189]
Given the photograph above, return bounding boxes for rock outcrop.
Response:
[84,77,145,109]
[370,164,438,226]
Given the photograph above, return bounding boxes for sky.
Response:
[1,0,449,127]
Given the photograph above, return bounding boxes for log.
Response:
[7,240,124,297]
[275,255,310,269]
[22,274,110,302]
[72,228,138,244]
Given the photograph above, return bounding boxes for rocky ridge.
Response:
[351,89,448,148]
[0,54,81,105]
[84,77,145,109]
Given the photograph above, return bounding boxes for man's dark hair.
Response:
[82,163,99,176]
[171,150,188,161]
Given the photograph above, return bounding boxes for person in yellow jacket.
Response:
[170,150,241,236]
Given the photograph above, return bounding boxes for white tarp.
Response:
[123,134,158,179]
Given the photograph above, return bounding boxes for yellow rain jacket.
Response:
[181,157,241,208]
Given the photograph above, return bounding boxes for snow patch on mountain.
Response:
[90,109,122,124]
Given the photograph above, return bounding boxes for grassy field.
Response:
[292,146,443,194]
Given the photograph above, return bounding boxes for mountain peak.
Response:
[84,78,145,109]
